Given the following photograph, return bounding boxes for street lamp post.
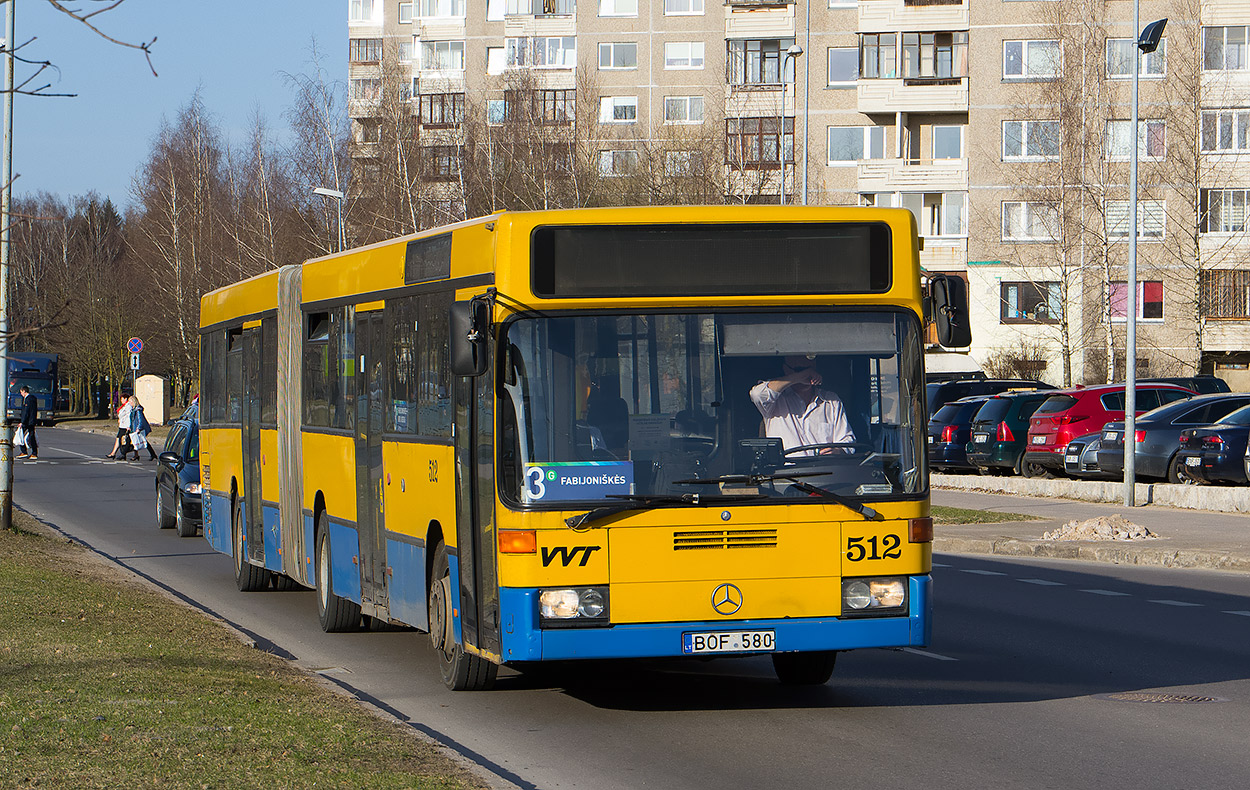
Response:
[0,2,15,531]
[313,187,346,253]
[1123,16,1167,508]
[783,44,803,205]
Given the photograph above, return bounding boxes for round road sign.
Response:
[127,337,143,354]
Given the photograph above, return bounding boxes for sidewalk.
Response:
[933,488,1250,572]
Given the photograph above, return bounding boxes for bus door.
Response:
[453,362,501,657]
[355,311,388,612]
[241,328,264,564]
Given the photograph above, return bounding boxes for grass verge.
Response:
[932,505,1042,525]
[0,511,485,790]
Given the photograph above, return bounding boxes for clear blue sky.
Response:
[12,0,342,208]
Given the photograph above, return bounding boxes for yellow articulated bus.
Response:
[198,206,970,690]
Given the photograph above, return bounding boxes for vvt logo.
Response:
[541,546,602,567]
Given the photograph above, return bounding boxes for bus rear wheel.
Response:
[771,650,837,685]
[316,514,361,632]
[429,541,497,691]
[233,499,270,592]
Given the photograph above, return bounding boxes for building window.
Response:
[417,0,465,16]
[422,40,465,71]
[1002,119,1059,160]
[350,38,383,63]
[827,47,858,85]
[398,41,414,63]
[349,0,379,23]
[353,118,382,144]
[1002,202,1059,241]
[1105,120,1165,160]
[933,125,963,159]
[726,117,793,170]
[422,145,462,181]
[902,32,968,79]
[663,96,703,123]
[505,38,527,67]
[1201,109,1250,152]
[599,42,638,69]
[664,0,703,13]
[728,39,797,86]
[1204,26,1249,71]
[536,0,576,14]
[860,33,897,79]
[599,149,639,176]
[665,150,702,176]
[1000,282,1062,323]
[1201,189,1250,233]
[1107,38,1165,77]
[506,0,533,13]
[599,96,638,123]
[1003,39,1060,79]
[535,36,576,67]
[419,93,465,127]
[665,41,705,69]
[535,89,575,124]
[903,192,966,237]
[1110,281,1164,321]
[599,0,637,16]
[349,78,382,103]
[487,98,507,124]
[399,2,414,22]
[1200,270,1250,318]
[1106,200,1165,239]
[487,47,506,74]
[827,126,885,164]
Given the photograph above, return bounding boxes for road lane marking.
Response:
[903,647,958,661]
[961,569,1007,576]
[1149,600,1201,607]
[1225,611,1250,617]
[932,562,951,567]
[1081,589,1130,596]
[1018,578,1065,586]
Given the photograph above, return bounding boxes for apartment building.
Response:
[346,0,1250,388]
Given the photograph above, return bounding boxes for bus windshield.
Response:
[500,309,925,507]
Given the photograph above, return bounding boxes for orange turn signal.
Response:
[499,530,537,554]
[908,517,933,543]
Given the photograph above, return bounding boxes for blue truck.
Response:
[7,352,58,425]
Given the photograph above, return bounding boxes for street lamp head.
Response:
[313,187,345,200]
[1138,19,1167,54]
[786,44,804,58]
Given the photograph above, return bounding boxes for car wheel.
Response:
[233,498,270,592]
[429,541,497,691]
[156,486,174,529]
[1019,457,1053,478]
[1166,455,1196,485]
[316,513,361,632]
[175,493,196,538]
[772,650,837,685]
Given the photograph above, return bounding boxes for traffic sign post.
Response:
[127,337,143,355]
[126,338,142,397]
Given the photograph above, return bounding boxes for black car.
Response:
[1096,393,1250,482]
[926,378,1055,417]
[1176,404,1250,485]
[1138,376,1231,395]
[965,390,1055,477]
[928,395,990,472]
[1063,432,1111,479]
[155,411,201,537]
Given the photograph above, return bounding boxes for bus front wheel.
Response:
[233,499,270,592]
[771,650,837,685]
[428,541,497,691]
[316,514,361,632]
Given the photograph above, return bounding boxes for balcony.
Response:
[858,77,967,113]
[859,0,966,32]
[857,157,967,193]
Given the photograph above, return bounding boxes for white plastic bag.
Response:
[13,425,26,449]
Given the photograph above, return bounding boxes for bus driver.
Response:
[750,355,855,457]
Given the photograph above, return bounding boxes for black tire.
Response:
[429,541,497,691]
[233,498,270,592]
[316,514,361,632]
[1167,455,1195,485]
[1020,458,1054,479]
[156,486,174,529]
[175,493,196,537]
[772,650,837,685]
[272,574,301,592]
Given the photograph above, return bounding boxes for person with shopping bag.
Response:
[15,384,38,460]
[125,395,157,461]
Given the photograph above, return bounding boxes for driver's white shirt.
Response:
[749,382,855,456]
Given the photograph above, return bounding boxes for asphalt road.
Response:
[14,427,1250,790]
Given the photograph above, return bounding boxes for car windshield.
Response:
[500,310,925,506]
[1035,394,1078,415]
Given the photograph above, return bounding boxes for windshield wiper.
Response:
[565,492,767,530]
[674,472,882,521]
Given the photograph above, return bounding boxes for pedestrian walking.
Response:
[127,395,156,461]
[15,384,38,460]
[109,396,134,461]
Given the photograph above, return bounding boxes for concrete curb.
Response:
[933,472,1250,514]
[934,536,1250,572]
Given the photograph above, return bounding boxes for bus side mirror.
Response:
[929,274,971,349]
[449,300,490,377]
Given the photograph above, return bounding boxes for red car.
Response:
[1022,383,1194,477]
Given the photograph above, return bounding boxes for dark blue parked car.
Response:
[1176,404,1250,485]
[155,406,202,537]
[1097,393,1250,482]
[928,395,990,472]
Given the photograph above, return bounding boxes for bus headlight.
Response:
[841,577,907,617]
[539,586,610,627]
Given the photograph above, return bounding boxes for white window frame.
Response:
[599,0,638,17]
[1002,201,1060,242]
[663,0,703,15]
[1002,119,1060,161]
[487,98,507,125]
[1106,37,1165,78]
[349,0,380,24]
[1109,281,1165,322]
[1106,200,1165,240]
[505,0,533,13]
[1204,26,1250,72]
[399,2,414,23]
[398,40,415,63]
[421,40,465,72]
[827,126,886,165]
[902,192,967,237]
[599,96,638,123]
[416,0,465,18]
[664,42,705,70]
[1201,109,1250,152]
[932,125,963,159]
[599,149,639,176]
[827,47,858,86]
[1105,119,1166,161]
[599,42,638,70]
[486,47,506,74]
[534,36,576,68]
[1201,189,1250,234]
[665,150,699,176]
[828,0,856,6]
[664,96,703,124]
[1003,39,1060,79]
[349,77,382,103]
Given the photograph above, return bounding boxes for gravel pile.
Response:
[1042,515,1160,542]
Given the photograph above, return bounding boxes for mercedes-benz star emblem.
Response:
[711,583,743,616]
